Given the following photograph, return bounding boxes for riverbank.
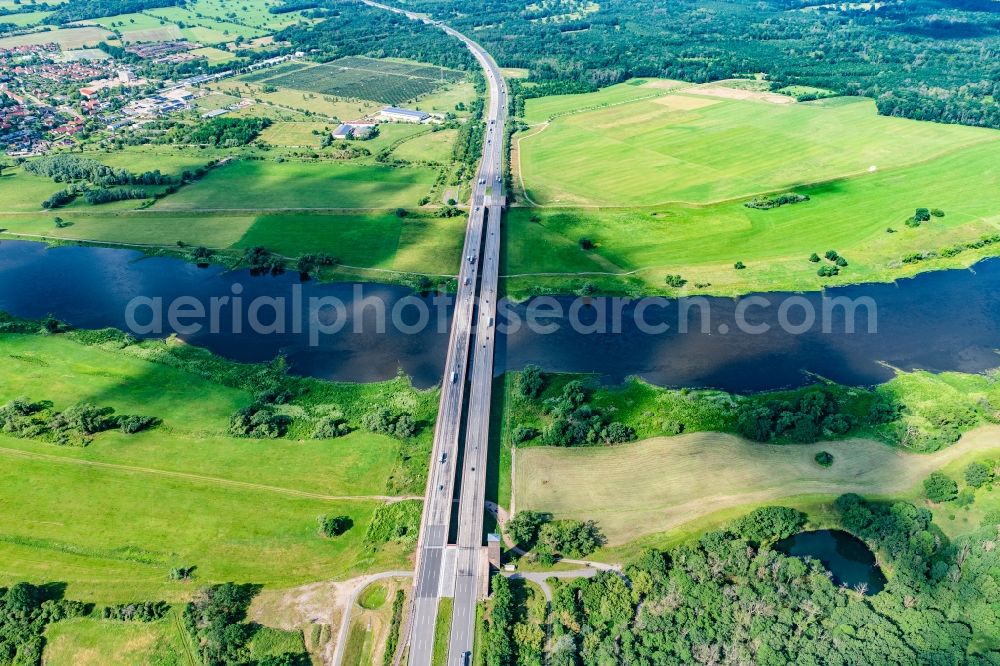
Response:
[0,321,436,602]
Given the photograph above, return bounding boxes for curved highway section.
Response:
[361,3,507,665]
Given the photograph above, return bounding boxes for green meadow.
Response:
[507,121,1000,296]
[152,160,436,210]
[0,332,436,602]
[519,94,998,206]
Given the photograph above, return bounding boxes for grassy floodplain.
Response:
[0,147,467,276]
[515,427,1000,545]
[499,367,1000,547]
[509,81,1000,296]
[0,329,438,603]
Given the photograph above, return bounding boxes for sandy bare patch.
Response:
[641,79,688,90]
[688,84,795,104]
[652,94,721,111]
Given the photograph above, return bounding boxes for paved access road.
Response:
[360,3,507,665]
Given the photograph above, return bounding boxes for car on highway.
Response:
[439,452,447,463]
[451,370,459,383]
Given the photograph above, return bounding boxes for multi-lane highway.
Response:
[360,3,507,665]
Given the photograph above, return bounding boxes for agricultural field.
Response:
[507,88,1000,296]
[514,426,1000,545]
[209,77,381,119]
[258,56,466,106]
[0,25,111,48]
[0,10,51,27]
[518,93,998,206]
[0,332,435,602]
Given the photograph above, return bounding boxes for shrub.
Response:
[734,261,746,270]
[118,414,158,434]
[835,256,848,267]
[313,415,350,439]
[824,250,839,261]
[362,409,419,438]
[511,425,539,443]
[808,252,820,262]
[815,451,834,467]
[664,274,687,288]
[955,488,976,507]
[102,600,170,622]
[50,402,114,435]
[817,265,839,277]
[923,471,958,503]
[930,208,945,217]
[579,237,594,250]
[964,461,993,488]
[228,405,290,438]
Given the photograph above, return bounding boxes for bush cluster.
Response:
[101,600,170,622]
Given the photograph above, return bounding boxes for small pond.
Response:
[775,529,886,594]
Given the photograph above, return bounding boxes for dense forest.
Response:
[49,0,182,24]
[364,0,1000,129]
[486,502,1000,665]
[276,2,476,71]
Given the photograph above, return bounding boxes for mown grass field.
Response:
[509,83,1000,296]
[505,136,1000,296]
[392,129,459,164]
[43,614,189,666]
[519,94,998,206]
[0,333,433,602]
[0,26,112,48]
[514,426,1000,545]
[150,160,437,210]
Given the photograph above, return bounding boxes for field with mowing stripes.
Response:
[515,426,1000,545]
[519,94,998,206]
[152,160,437,210]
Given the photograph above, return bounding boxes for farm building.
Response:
[380,106,430,123]
[332,123,354,139]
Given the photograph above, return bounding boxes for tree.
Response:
[809,252,820,262]
[730,506,805,543]
[518,364,544,400]
[815,450,834,467]
[734,261,746,270]
[579,237,594,250]
[964,461,993,488]
[923,471,958,502]
[318,514,353,537]
[506,510,546,548]
[0,162,9,177]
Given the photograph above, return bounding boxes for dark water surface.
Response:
[1,239,1000,390]
[775,529,886,593]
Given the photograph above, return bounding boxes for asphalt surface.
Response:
[359,4,507,665]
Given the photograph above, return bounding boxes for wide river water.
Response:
[1,239,999,390]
